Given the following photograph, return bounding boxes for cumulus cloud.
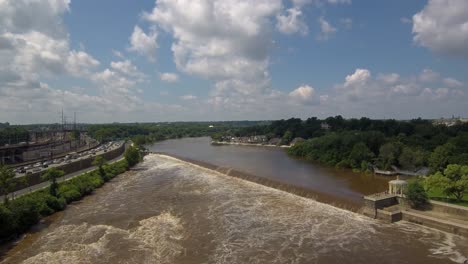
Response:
[289,85,316,105]
[0,0,165,123]
[276,7,308,35]
[110,60,144,79]
[128,25,158,62]
[377,73,400,84]
[443,77,463,88]
[317,16,337,40]
[412,0,468,57]
[419,68,439,82]
[330,68,467,116]
[160,72,179,83]
[143,0,282,110]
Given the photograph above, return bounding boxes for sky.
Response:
[1,0,468,124]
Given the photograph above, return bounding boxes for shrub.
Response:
[405,180,428,209]
[0,205,15,238]
[9,197,41,232]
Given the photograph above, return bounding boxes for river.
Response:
[1,137,467,263]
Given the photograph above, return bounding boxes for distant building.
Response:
[321,122,331,130]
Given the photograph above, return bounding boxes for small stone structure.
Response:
[388,176,407,196]
[363,177,468,237]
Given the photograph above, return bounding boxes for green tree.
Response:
[0,165,17,204]
[398,147,425,170]
[125,146,141,167]
[378,142,402,169]
[405,180,428,209]
[281,130,294,145]
[132,135,147,147]
[425,164,468,202]
[429,143,456,173]
[42,168,65,197]
[348,142,374,169]
[92,156,107,180]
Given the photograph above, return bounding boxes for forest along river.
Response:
[1,138,467,263]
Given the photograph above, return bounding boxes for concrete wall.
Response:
[401,210,468,237]
[429,200,468,218]
[376,209,402,223]
[8,144,125,193]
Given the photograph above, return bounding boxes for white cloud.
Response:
[276,8,308,35]
[400,17,412,24]
[67,50,100,77]
[112,50,125,59]
[0,0,70,38]
[412,0,468,57]
[160,72,179,83]
[180,94,197,100]
[344,68,371,87]
[289,85,317,105]
[128,25,158,62]
[292,0,351,6]
[317,16,337,40]
[443,77,463,88]
[110,60,144,79]
[419,68,439,82]
[377,73,400,84]
[143,0,282,110]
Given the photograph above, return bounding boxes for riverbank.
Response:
[211,141,291,148]
[0,157,132,243]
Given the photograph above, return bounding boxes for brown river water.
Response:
[1,137,467,263]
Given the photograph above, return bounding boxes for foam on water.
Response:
[148,154,468,264]
[8,212,184,264]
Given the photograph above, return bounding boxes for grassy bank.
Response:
[0,158,130,242]
[427,188,468,207]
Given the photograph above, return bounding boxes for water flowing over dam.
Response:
[2,153,467,263]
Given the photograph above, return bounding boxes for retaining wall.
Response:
[401,210,468,237]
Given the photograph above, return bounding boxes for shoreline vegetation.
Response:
[0,145,142,243]
[210,116,468,207]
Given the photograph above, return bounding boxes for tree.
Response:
[132,135,147,147]
[398,147,425,170]
[429,143,455,173]
[348,142,374,169]
[124,146,141,167]
[92,156,107,180]
[281,130,293,145]
[42,168,64,197]
[405,180,428,209]
[425,164,468,202]
[0,165,17,204]
[378,142,402,169]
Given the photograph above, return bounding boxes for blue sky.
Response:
[1,0,467,123]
